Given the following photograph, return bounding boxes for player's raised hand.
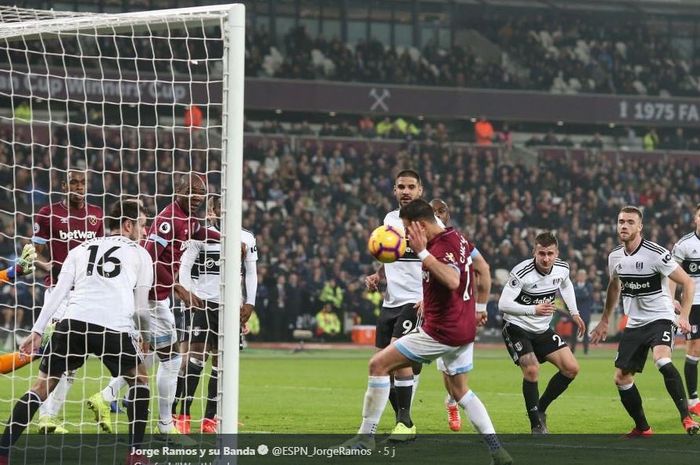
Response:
[16,243,37,276]
[365,273,380,291]
[572,314,586,338]
[406,221,427,253]
[19,332,42,356]
[590,319,608,344]
[534,302,555,316]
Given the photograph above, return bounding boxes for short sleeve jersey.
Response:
[146,201,204,300]
[671,232,700,305]
[421,227,476,347]
[608,239,678,328]
[32,201,104,287]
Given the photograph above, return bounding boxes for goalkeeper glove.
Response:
[15,243,37,276]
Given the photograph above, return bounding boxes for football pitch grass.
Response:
[0,345,697,436]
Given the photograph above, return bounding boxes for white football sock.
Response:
[39,371,75,418]
[101,377,128,402]
[358,375,390,435]
[410,374,420,406]
[157,355,181,426]
[457,390,496,435]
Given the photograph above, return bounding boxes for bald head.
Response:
[430,199,449,225]
[175,172,207,215]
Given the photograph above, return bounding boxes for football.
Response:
[368,225,407,263]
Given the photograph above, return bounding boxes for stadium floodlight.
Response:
[0,2,244,440]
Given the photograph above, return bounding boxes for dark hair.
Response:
[535,232,558,248]
[619,205,643,221]
[106,199,141,230]
[399,199,436,223]
[395,169,421,185]
[695,203,700,213]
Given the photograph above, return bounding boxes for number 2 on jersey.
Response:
[86,245,122,278]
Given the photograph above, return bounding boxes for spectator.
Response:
[319,278,343,311]
[474,115,494,145]
[315,302,341,339]
[376,117,393,138]
[582,132,604,150]
[571,270,593,355]
[358,116,375,138]
[643,128,659,150]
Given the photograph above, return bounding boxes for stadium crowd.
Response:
[4,121,700,342]
[246,14,700,97]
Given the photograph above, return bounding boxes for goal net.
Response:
[0,3,244,460]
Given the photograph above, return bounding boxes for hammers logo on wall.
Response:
[369,88,391,111]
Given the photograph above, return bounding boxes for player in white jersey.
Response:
[364,169,425,440]
[172,195,258,434]
[499,232,584,434]
[591,206,700,436]
[0,200,153,465]
[669,204,700,416]
[431,199,491,433]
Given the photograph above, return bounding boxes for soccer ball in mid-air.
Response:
[368,225,406,263]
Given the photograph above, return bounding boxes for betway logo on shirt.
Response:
[619,274,662,297]
[59,230,98,241]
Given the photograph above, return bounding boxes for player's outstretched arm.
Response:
[498,275,554,316]
[590,276,620,344]
[669,267,695,333]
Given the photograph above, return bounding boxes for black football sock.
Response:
[522,379,541,428]
[388,379,399,421]
[183,358,204,416]
[204,367,219,419]
[127,384,150,450]
[0,391,42,457]
[538,372,575,413]
[685,356,699,400]
[659,362,690,419]
[618,384,650,431]
[395,376,414,427]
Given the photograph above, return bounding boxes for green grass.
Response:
[0,345,695,435]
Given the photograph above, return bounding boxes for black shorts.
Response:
[190,301,220,348]
[174,305,191,344]
[39,319,142,377]
[687,305,700,341]
[502,321,568,365]
[375,303,419,349]
[616,319,675,373]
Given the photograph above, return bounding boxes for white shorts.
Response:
[44,287,68,322]
[394,327,474,376]
[150,298,176,349]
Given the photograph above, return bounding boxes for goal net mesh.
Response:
[0,4,240,460]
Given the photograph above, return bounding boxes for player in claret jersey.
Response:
[591,206,700,436]
[32,169,104,434]
[91,173,219,439]
[343,200,512,465]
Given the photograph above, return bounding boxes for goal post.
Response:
[0,2,244,438]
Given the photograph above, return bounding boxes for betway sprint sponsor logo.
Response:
[59,230,98,241]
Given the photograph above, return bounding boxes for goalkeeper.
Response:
[0,244,40,375]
